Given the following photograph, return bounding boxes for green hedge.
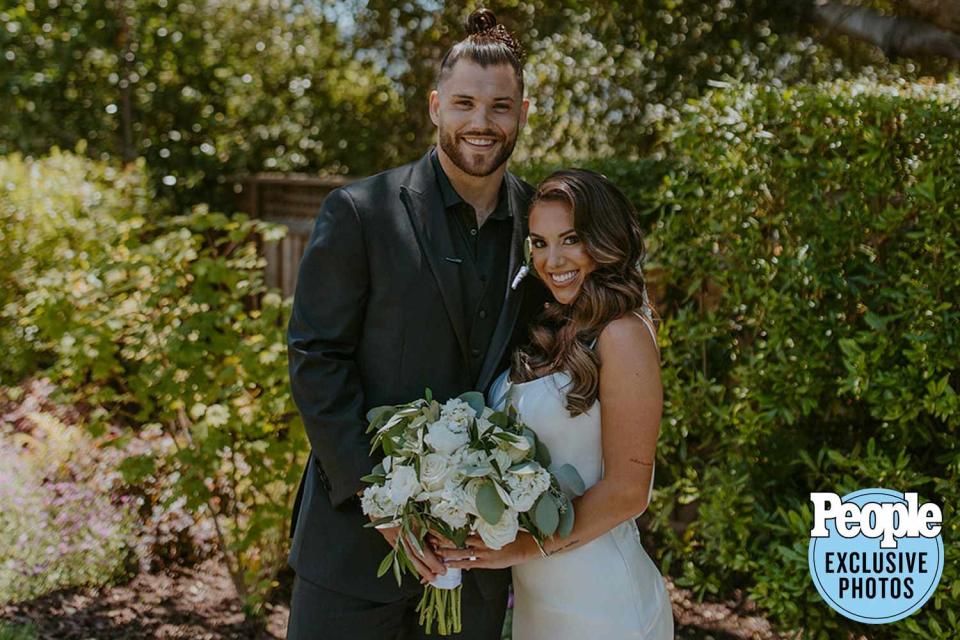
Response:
[0,149,305,612]
[629,79,958,638]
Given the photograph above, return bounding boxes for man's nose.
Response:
[468,105,492,129]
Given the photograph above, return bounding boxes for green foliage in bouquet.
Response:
[0,149,305,614]
[362,389,583,635]
[618,79,957,639]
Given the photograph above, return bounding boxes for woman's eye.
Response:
[563,236,580,245]
[531,239,545,249]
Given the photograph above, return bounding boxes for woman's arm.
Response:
[437,313,663,568]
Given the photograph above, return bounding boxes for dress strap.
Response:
[587,308,660,354]
[632,309,660,356]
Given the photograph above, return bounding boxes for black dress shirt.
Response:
[431,148,513,383]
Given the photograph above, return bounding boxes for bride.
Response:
[435,169,674,639]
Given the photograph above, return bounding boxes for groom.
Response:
[285,10,549,639]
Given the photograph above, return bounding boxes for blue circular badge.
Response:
[808,488,943,624]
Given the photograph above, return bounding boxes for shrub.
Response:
[639,79,959,638]
[0,149,305,613]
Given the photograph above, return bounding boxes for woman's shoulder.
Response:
[596,310,659,358]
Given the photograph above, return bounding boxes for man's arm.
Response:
[287,187,373,508]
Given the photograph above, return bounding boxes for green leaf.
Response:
[366,405,395,424]
[458,391,486,416]
[508,460,542,475]
[533,494,560,536]
[476,480,505,525]
[557,496,575,538]
[551,463,585,498]
[376,550,395,578]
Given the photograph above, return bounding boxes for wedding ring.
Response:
[468,555,477,561]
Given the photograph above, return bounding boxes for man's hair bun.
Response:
[465,8,498,35]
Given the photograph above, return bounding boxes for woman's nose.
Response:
[546,246,565,269]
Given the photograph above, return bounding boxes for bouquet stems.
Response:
[416,583,462,636]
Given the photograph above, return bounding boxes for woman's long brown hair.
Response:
[512,169,658,416]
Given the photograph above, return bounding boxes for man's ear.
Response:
[428,90,440,127]
[519,98,530,130]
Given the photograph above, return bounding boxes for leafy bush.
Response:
[0,149,305,612]
[634,79,959,638]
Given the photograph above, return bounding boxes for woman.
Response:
[435,169,674,639]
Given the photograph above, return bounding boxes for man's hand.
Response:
[372,518,448,585]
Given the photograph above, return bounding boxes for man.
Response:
[285,10,549,639]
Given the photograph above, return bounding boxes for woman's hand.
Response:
[433,532,540,570]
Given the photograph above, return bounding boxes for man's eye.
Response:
[494,104,509,112]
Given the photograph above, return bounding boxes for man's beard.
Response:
[438,126,518,178]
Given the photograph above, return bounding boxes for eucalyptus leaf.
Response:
[551,463,586,498]
[476,480,505,525]
[458,391,487,416]
[533,494,560,536]
[557,496,576,538]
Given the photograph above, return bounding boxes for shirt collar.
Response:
[430,147,512,220]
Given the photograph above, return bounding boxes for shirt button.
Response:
[479,309,487,319]
[471,348,481,358]
[470,228,477,236]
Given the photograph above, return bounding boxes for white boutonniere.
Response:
[511,237,533,290]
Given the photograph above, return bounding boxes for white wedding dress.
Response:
[488,310,674,640]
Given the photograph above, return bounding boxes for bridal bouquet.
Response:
[360,389,585,635]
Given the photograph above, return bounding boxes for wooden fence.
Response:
[233,173,355,298]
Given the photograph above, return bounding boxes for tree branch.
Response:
[813,1,960,60]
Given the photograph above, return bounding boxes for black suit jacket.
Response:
[286,148,549,603]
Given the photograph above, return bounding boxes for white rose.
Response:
[387,464,421,504]
[420,453,452,491]
[475,508,520,550]
[424,421,470,455]
[360,485,399,522]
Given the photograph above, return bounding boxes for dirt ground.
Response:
[1,557,786,640]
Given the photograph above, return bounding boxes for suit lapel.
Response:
[400,153,470,364]
[475,172,529,392]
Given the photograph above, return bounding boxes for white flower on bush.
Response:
[424,420,470,455]
[205,404,230,427]
[420,453,452,491]
[386,464,421,504]
[505,468,552,512]
[475,508,520,550]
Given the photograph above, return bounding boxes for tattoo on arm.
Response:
[546,539,580,556]
[629,458,654,467]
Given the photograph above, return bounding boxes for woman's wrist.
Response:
[520,531,546,561]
